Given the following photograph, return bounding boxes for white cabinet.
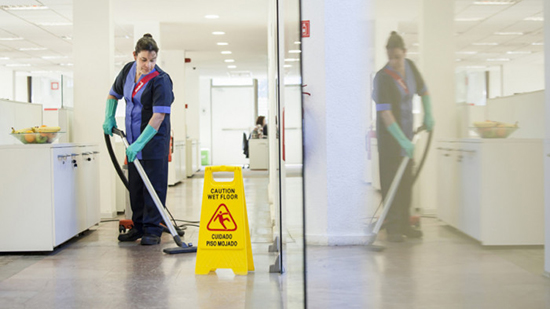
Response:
[168,141,185,185]
[249,138,269,169]
[0,143,100,251]
[437,139,544,245]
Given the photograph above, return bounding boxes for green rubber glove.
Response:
[387,122,414,158]
[103,98,118,136]
[422,95,435,132]
[126,125,158,162]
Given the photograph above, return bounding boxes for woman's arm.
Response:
[379,110,397,127]
[148,113,166,131]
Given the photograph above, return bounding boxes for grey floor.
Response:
[1,171,550,308]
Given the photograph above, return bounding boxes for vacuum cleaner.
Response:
[365,125,433,251]
[105,128,197,254]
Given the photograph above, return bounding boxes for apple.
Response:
[35,135,48,144]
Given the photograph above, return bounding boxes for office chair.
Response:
[242,132,249,169]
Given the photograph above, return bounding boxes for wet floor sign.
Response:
[195,166,254,275]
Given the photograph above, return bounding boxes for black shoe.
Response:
[140,234,161,245]
[387,234,404,242]
[118,228,143,242]
[403,228,423,239]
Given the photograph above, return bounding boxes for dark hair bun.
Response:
[390,31,398,35]
[143,33,153,39]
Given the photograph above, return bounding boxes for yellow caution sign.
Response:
[195,166,254,275]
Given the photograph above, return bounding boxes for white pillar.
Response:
[73,0,115,218]
[543,0,550,276]
[160,50,186,142]
[417,0,455,214]
[303,0,374,245]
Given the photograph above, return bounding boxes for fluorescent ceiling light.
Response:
[212,31,225,35]
[472,42,499,46]
[1,5,48,10]
[217,42,228,46]
[36,22,72,26]
[59,63,73,66]
[506,51,532,55]
[294,41,301,45]
[494,32,523,35]
[289,50,301,54]
[474,1,515,5]
[224,59,235,63]
[227,65,237,69]
[284,65,292,68]
[0,57,9,60]
[456,51,478,55]
[532,42,544,46]
[205,15,219,19]
[19,47,47,51]
[487,58,510,61]
[524,17,543,21]
[284,58,300,62]
[42,56,67,60]
[0,37,23,41]
[221,51,232,55]
[455,18,483,22]
[6,63,31,67]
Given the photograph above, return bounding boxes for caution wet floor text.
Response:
[195,166,254,275]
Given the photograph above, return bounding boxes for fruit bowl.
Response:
[10,132,64,144]
[470,126,518,139]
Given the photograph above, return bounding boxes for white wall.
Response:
[14,74,28,103]
[502,62,544,97]
[161,50,186,142]
[199,77,212,159]
[0,69,14,101]
[185,66,200,140]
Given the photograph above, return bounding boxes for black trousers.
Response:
[379,153,413,235]
[128,157,168,237]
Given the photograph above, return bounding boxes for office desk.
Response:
[249,138,268,169]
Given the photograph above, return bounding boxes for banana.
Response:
[473,121,496,128]
[11,127,34,134]
[35,126,61,133]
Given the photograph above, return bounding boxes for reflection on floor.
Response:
[0,171,303,309]
[307,217,550,308]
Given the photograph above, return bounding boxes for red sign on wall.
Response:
[51,82,59,90]
[302,20,310,38]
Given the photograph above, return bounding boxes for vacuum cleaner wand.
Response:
[111,128,196,254]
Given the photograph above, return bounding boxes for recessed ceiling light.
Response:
[6,63,31,67]
[221,51,232,55]
[217,42,229,46]
[494,32,523,35]
[294,41,301,45]
[506,51,532,55]
[19,47,47,51]
[456,51,478,55]
[289,50,301,54]
[0,57,9,60]
[284,64,292,68]
[472,42,499,46]
[59,63,73,66]
[227,65,237,69]
[212,31,225,35]
[0,37,23,41]
[284,58,300,62]
[532,42,544,46]
[524,17,543,21]
[1,5,48,10]
[36,22,72,26]
[487,58,510,61]
[455,18,483,22]
[205,15,219,19]
[474,1,515,5]
[224,59,235,63]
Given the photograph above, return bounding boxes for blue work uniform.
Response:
[372,58,427,235]
[110,61,174,237]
